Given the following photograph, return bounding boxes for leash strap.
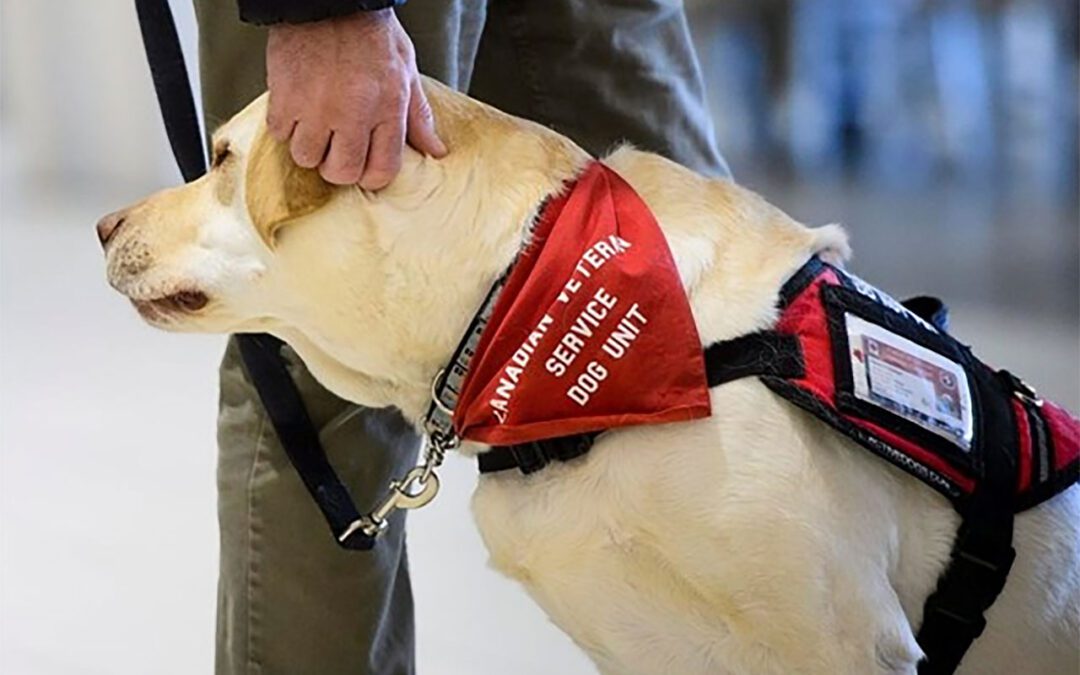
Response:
[134,0,206,183]
[236,335,375,550]
[133,0,374,550]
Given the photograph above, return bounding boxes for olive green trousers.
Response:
[194,1,727,673]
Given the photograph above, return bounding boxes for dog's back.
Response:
[473,143,1079,674]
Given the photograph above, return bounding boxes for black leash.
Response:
[133,0,375,550]
[133,0,206,183]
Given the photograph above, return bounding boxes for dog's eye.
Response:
[212,144,231,169]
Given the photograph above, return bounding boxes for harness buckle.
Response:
[1000,369,1043,408]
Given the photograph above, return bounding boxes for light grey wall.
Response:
[1,0,202,193]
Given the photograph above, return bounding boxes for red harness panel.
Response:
[769,260,1079,510]
[451,163,1078,512]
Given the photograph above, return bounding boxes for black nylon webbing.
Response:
[478,332,804,475]
[235,335,374,549]
[134,0,206,183]
[915,363,1017,673]
[134,0,372,549]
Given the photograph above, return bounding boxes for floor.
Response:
[1,173,1076,674]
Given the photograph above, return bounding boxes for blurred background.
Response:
[1,1,1076,673]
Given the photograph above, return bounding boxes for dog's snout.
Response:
[96,210,127,248]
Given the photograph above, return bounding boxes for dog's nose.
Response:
[96,210,127,247]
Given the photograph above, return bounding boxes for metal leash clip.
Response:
[340,372,460,541]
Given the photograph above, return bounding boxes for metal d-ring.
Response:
[430,368,455,417]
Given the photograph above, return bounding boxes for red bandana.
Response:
[453,162,711,446]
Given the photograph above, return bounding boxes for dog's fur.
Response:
[102,79,1079,674]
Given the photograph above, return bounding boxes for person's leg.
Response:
[192,2,486,673]
[215,341,417,675]
[469,0,730,178]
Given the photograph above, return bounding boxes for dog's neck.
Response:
[270,90,593,425]
[267,82,845,436]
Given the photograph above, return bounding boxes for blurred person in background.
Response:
[192,1,728,672]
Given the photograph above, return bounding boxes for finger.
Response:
[359,121,406,191]
[319,126,371,186]
[405,79,447,158]
[266,90,296,142]
[289,120,332,169]
[267,111,296,143]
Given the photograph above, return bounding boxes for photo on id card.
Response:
[845,313,973,451]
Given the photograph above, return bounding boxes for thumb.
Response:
[405,78,448,158]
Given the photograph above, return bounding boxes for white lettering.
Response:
[546,288,620,377]
[489,314,554,420]
[545,357,567,378]
[567,361,609,406]
[490,398,509,423]
[602,303,647,359]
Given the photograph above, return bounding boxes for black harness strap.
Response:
[478,332,804,475]
[476,318,1018,675]
[915,361,1018,673]
[134,0,372,550]
[702,331,805,386]
[478,431,599,475]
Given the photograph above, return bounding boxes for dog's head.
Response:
[98,80,587,411]
[98,94,341,333]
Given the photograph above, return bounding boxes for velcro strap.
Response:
[479,433,598,475]
[703,332,804,386]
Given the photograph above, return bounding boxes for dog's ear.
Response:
[244,129,334,248]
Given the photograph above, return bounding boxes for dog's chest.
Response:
[470,442,733,673]
[466,382,939,675]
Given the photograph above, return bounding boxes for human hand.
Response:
[265,9,446,189]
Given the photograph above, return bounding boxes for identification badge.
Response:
[845,314,973,450]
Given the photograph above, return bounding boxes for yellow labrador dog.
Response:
[100,79,1078,675]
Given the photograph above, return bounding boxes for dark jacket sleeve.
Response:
[238,0,405,25]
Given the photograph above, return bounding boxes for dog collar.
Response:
[344,181,555,542]
[353,160,716,537]
[423,266,511,446]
